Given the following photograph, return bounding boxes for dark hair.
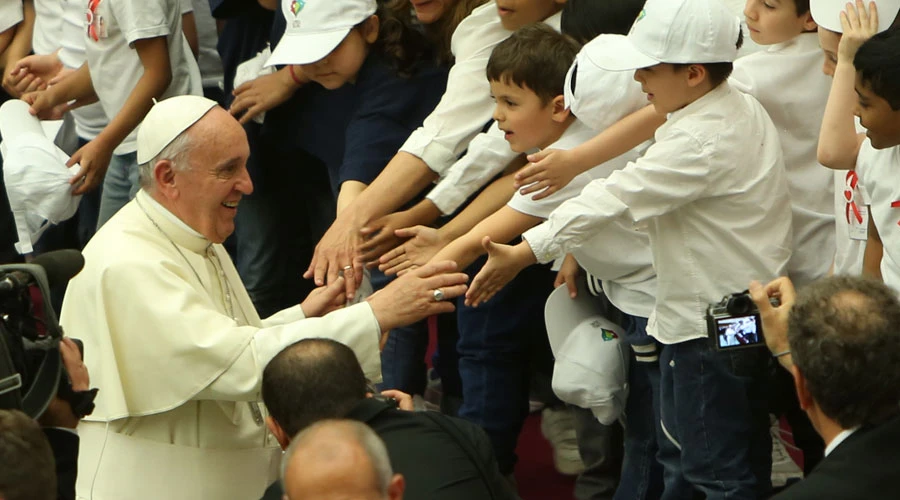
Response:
[0,410,56,500]
[788,276,900,429]
[854,29,900,110]
[262,339,369,436]
[792,0,810,16]
[366,1,433,77]
[486,23,581,104]
[388,0,490,65]
[561,0,646,44]
[672,30,743,87]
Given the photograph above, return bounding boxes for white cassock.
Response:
[61,190,382,500]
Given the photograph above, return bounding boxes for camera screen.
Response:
[715,315,762,349]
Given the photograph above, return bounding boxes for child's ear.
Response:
[550,95,570,123]
[801,12,818,32]
[685,64,709,88]
[362,15,380,44]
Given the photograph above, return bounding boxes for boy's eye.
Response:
[763,2,776,9]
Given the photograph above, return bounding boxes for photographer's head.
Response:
[262,338,368,448]
[788,277,900,430]
[0,409,56,500]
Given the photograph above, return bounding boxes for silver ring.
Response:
[432,289,445,301]
[343,265,353,270]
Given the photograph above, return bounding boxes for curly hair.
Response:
[366,0,433,77]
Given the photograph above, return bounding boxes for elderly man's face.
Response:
[171,108,252,243]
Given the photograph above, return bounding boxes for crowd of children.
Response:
[2,0,899,498]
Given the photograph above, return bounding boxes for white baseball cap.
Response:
[565,35,649,133]
[810,0,900,33]
[590,0,742,71]
[266,0,377,67]
[136,95,217,165]
[544,280,629,425]
[0,100,81,254]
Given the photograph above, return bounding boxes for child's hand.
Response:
[515,148,579,201]
[554,253,582,299]
[12,52,63,86]
[3,60,46,98]
[229,69,297,125]
[359,210,420,266]
[23,87,69,120]
[378,225,444,276]
[838,0,879,62]
[465,237,533,307]
[68,138,114,195]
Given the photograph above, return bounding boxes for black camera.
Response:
[706,291,774,351]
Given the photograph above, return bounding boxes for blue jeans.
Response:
[456,257,556,474]
[657,338,771,500]
[97,152,140,228]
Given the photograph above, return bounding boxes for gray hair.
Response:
[281,419,394,496]
[138,131,194,189]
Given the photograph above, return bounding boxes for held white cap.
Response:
[136,95,217,165]
[0,100,81,254]
[590,0,741,71]
[810,0,900,33]
[266,0,377,67]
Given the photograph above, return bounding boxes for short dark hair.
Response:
[672,30,744,87]
[792,0,810,16]
[561,0,646,44]
[0,410,56,500]
[262,339,369,436]
[854,29,900,110]
[788,276,900,429]
[486,23,581,104]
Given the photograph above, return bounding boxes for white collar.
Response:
[824,427,859,456]
[139,190,204,238]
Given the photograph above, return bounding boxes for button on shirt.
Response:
[523,84,793,344]
[856,139,900,291]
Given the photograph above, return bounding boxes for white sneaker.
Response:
[540,407,586,476]
[770,417,803,487]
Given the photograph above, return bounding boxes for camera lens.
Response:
[726,294,754,316]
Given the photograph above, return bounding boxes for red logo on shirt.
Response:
[86,0,102,42]
[844,171,863,224]
[892,200,900,226]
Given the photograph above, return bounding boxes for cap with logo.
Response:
[544,279,629,425]
[266,0,377,67]
[589,0,741,72]
[810,0,900,33]
[0,100,82,254]
[136,95,218,165]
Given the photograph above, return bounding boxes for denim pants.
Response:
[97,152,140,228]
[455,256,556,474]
[657,338,771,500]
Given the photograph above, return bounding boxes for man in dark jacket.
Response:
[260,338,517,500]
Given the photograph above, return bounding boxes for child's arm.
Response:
[229,66,307,125]
[182,11,200,59]
[25,62,97,120]
[2,0,39,98]
[514,105,665,200]
[817,0,877,170]
[465,239,537,307]
[862,211,883,280]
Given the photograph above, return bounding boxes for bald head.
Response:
[282,420,404,500]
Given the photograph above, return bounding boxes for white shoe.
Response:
[770,418,803,487]
[540,407,586,476]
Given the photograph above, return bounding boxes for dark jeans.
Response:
[657,338,771,500]
[455,257,556,474]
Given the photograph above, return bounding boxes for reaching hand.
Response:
[378,226,444,276]
[359,210,420,267]
[366,260,468,332]
[465,238,534,307]
[554,254,582,299]
[229,69,298,125]
[22,88,70,120]
[748,277,797,356]
[12,53,64,86]
[2,60,47,98]
[513,148,580,201]
[300,277,348,317]
[68,139,114,195]
[838,0,879,62]
[305,215,365,299]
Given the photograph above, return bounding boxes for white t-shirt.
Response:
[0,0,23,33]
[524,84,793,344]
[84,0,202,154]
[731,33,835,288]
[190,0,224,89]
[56,0,108,141]
[32,0,63,56]
[855,139,900,291]
[833,119,869,276]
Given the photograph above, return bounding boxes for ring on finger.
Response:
[432,288,445,301]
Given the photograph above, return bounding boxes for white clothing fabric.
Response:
[84,0,202,155]
[731,33,835,288]
[57,0,108,141]
[722,0,763,56]
[523,84,793,344]
[833,169,869,276]
[190,0,224,89]
[0,0,23,32]
[32,0,63,56]
[856,139,900,290]
[400,2,561,175]
[62,190,382,499]
[824,428,859,457]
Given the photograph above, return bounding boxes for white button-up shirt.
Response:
[523,83,793,344]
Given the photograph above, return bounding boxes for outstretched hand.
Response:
[366,260,468,333]
[378,225,444,276]
[838,0,879,62]
[465,237,535,307]
[300,276,348,317]
[514,148,580,200]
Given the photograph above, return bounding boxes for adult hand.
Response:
[366,260,468,332]
[12,53,63,86]
[838,0,879,62]
[554,253,581,299]
[306,214,365,299]
[378,226,444,276]
[38,338,90,429]
[748,277,797,356]
[359,210,418,266]
[300,277,347,317]
[229,69,297,125]
[68,138,113,195]
[514,148,579,200]
[380,390,414,411]
[465,238,535,307]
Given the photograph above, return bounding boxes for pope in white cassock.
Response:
[59,96,468,500]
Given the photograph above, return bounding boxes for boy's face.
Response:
[633,64,696,114]
[299,19,377,90]
[818,28,841,76]
[854,73,900,149]
[490,78,560,152]
[744,0,816,45]
[496,0,564,31]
